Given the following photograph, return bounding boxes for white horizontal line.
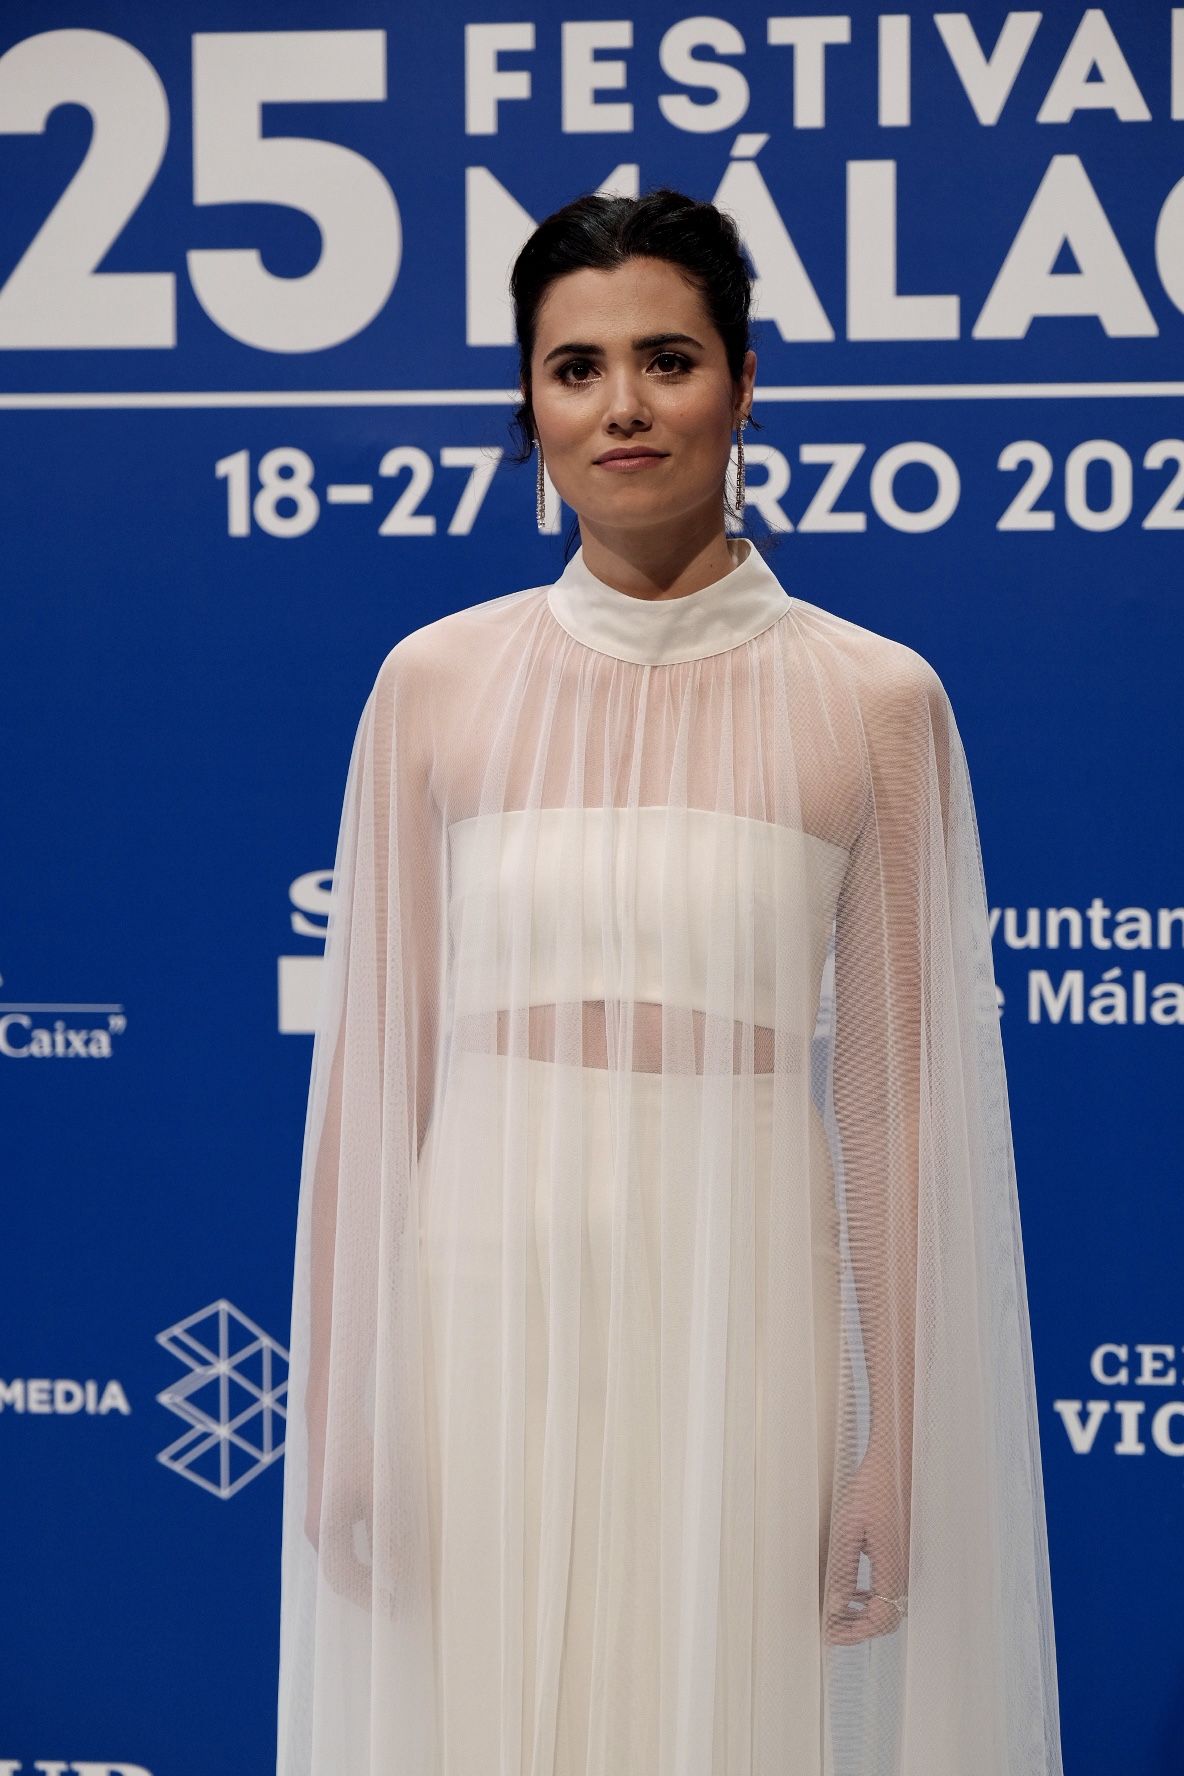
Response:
[0,381,1182,411]
[0,1002,125,1011]
[0,388,518,409]
[764,380,1184,401]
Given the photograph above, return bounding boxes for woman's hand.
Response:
[822,1442,909,1646]
[306,1481,376,1610]
[302,1373,376,1609]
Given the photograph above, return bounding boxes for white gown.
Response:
[276,537,1064,1775]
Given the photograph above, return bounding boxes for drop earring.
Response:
[535,439,547,531]
[734,412,749,513]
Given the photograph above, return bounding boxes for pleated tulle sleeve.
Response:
[277,641,445,1771]
[821,650,1063,1772]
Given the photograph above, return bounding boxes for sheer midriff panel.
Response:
[450,999,786,1073]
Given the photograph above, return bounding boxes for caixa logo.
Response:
[0,973,127,1058]
[0,1763,153,1774]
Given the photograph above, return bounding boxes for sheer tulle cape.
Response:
[275,559,1063,1775]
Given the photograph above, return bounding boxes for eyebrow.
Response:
[541,331,704,366]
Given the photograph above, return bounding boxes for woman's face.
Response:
[526,255,755,545]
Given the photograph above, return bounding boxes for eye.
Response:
[552,350,695,386]
[554,358,595,385]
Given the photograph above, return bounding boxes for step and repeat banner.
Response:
[2,3,1180,1772]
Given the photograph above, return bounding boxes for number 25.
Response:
[0,28,400,352]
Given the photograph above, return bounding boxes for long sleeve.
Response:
[823,650,1063,1769]
[277,643,445,1769]
[830,660,951,1553]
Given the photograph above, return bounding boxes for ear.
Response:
[733,352,756,423]
[740,348,757,410]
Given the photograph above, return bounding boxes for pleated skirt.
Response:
[418,1048,841,1776]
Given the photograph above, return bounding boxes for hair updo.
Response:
[506,186,764,549]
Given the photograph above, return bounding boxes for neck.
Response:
[576,513,739,604]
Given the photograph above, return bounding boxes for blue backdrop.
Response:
[2,3,1181,1771]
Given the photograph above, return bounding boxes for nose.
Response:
[601,366,653,434]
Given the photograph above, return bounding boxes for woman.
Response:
[276,188,1063,1775]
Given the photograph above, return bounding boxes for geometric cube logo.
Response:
[155,1298,289,1499]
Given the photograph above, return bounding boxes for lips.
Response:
[594,449,669,468]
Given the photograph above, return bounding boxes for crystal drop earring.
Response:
[734,412,749,513]
[535,439,547,531]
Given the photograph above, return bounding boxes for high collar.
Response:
[546,537,793,665]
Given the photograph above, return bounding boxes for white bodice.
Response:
[445,806,849,1033]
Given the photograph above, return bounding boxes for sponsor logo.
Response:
[0,973,127,1059]
[156,1299,288,1497]
[0,1380,129,1415]
[1055,1344,1184,1455]
[279,868,333,1034]
[0,1764,154,1774]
